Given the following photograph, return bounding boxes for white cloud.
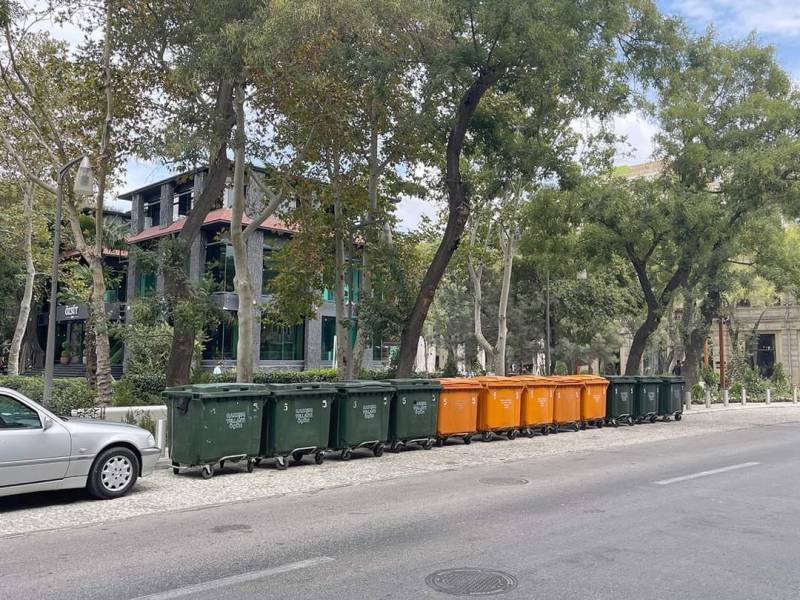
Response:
[395,195,440,231]
[670,0,800,38]
[611,112,660,165]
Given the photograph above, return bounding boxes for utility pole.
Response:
[545,269,551,375]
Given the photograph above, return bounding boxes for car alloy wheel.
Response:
[101,455,134,493]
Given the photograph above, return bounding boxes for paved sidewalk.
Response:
[2,404,798,538]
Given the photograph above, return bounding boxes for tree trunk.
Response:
[230,84,255,382]
[467,246,495,374]
[495,228,515,376]
[625,311,660,375]
[85,310,97,387]
[333,193,354,379]
[351,108,381,372]
[8,183,35,376]
[165,81,235,387]
[395,69,500,377]
[88,257,113,405]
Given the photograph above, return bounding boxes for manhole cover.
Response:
[426,568,518,596]
[478,477,529,486]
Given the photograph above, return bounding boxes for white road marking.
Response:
[130,556,334,600]
[653,462,761,485]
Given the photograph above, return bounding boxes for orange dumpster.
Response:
[516,376,556,436]
[474,376,524,442]
[575,375,609,429]
[435,378,481,445]
[550,376,584,432]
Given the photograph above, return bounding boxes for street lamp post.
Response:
[42,156,95,406]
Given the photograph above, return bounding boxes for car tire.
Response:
[87,446,139,499]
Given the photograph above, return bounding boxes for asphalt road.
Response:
[2,421,799,600]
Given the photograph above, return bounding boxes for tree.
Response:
[7,182,35,375]
[653,34,800,384]
[395,0,670,375]
[0,1,137,404]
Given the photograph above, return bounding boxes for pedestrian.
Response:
[672,360,682,376]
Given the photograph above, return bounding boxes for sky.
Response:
[25,0,800,228]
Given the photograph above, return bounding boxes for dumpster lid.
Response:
[638,376,664,383]
[383,378,442,391]
[335,380,394,392]
[514,376,558,386]
[437,378,484,390]
[162,383,268,397]
[473,376,526,387]
[267,382,336,396]
[547,376,588,385]
[659,375,686,383]
[605,375,637,383]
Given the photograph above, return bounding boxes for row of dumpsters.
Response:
[164,375,685,479]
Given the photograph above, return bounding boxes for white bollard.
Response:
[741,388,747,405]
[766,389,771,404]
[723,389,729,406]
[704,389,711,408]
[155,418,167,458]
[794,387,798,405]
[684,390,692,410]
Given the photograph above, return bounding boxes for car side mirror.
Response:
[42,416,54,431]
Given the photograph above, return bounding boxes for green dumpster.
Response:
[385,379,441,452]
[330,381,392,459]
[261,382,335,470]
[163,383,267,479]
[658,376,685,421]
[605,376,636,426]
[634,376,660,423]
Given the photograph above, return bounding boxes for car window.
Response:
[0,394,41,429]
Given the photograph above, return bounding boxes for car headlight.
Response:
[145,433,156,447]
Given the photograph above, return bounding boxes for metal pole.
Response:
[545,269,551,375]
[43,155,86,407]
[718,318,725,390]
[42,180,63,407]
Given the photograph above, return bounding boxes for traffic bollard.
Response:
[766,389,771,404]
[794,387,798,405]
[156,418,167,459]
[684,390,692,410]
[704,389,711,408]
[741,388,747,405]
[723,389,729,406]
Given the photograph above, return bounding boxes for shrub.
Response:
[691,383,704,402]
[554,361,569,375]
[442,355,459,377]
[122,373,167,405]
[0,375,95,416]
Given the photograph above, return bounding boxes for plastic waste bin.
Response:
[658,376,685,421]
[516,376,556,436]
[605,376,636,426]
[163,383,267,479]
[329,381,392,460]
[260,382,335,470]
[435,378,481,445]
[474,376,524,441]
[634,376,661,423]
[385,379,441,452]
[576,375,609,429]
[551,377,584,432]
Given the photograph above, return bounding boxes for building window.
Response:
[262,247,278,294]
[752,333,776,378]
[260,322,304,361]
[144,200,160,228]
[321,316,336,361]
[172,188,192,220]
[321,264,361,304]
[138,271,156,297]
[205,241,235,292]
[203,318,238,361]
[372,338,399,363]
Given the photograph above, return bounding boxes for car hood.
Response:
[62,418,151,438]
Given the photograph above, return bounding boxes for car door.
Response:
[0,393,71,488]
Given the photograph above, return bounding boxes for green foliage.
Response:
[0,375,95,416]
[699,364,720,388]
[442,354,459,378]
[554,361,569,376]
[691,383,704,401]
[770,363,791,395]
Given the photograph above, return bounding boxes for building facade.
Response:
[121,167,391,373]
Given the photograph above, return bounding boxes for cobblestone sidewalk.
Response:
[2,403,798,538]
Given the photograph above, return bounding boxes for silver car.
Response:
[0,387,160,499]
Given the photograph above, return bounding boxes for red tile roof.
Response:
[125,208,293,244]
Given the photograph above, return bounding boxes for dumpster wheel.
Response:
[341,448,352,461]
[275,456,288,470]
[649,415,658,423]
[481,431,493,443]
[292,452,305,464]
[422,438,434,450]
[675,412,682,421]
[463,435,472,445]
[390,441,404,453]
[373,443,385,457]
[201,465,214,479]
[541,426,549,436]
[314,451,325,465]
[246,458,255,473]
[507,429,518,441]
[435,437,445,447]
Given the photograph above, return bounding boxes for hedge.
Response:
[0,375,95,416]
